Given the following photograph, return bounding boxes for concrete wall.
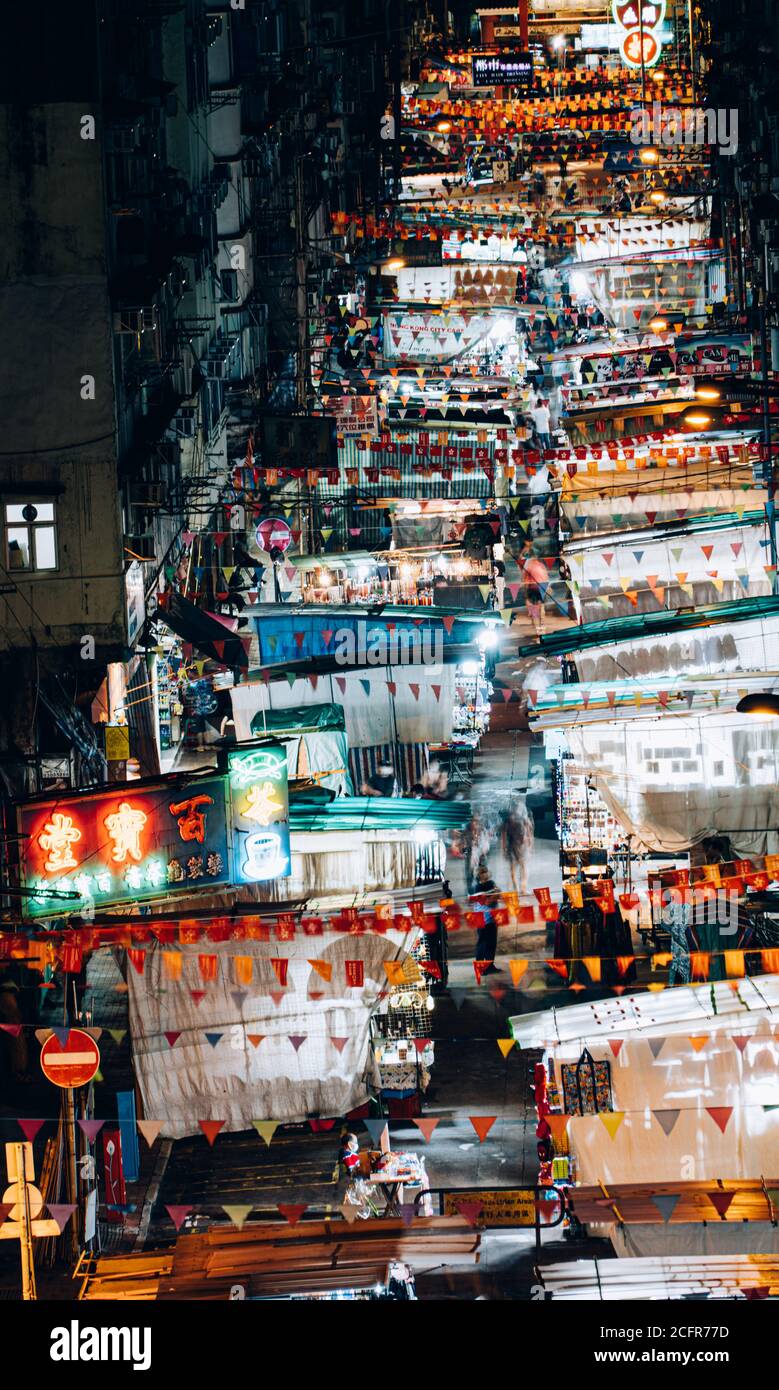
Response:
[0,103,125,652]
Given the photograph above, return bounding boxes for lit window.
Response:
[5,502,57,573]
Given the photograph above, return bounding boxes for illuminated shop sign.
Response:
[612,0,666,69]
[472,53,533,88]
[17,743,290,917]
[228,746,291,884]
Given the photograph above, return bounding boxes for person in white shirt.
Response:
[530,399,552,450]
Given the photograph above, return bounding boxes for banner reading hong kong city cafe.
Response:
[15,743,291,918]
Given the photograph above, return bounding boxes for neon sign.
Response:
[228,746,290,883]
[18,744,291,916]
[612,0,666,69]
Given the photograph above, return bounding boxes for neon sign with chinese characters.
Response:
[18,777,231,917]
[228,746,290,883]
[612,0,666,69]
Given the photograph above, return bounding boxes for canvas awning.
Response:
[514,595,779,659]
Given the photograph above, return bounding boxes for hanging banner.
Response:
[472,53,534,89]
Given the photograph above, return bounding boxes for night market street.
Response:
[1,0,779,1344]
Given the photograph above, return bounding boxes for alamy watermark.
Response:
[334,622,443,667]
[630,101,738,157]
[657,887,739,936]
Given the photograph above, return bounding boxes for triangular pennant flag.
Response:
[497,1038,515,1058]
[164,1031,181,1048]
[363,1118,390,1147]
[732,1035,750,1053]
[412,1118,440,1143]
[246,1034,265,1048]
[329,1036,349,1053]
[469,1116,496,1143]
[108,1029,127,1045]
[137,1121,163,1147]
[653,1109,680,1136]
[546,1114,570,1141]
[77,1120,104,1144]
[508,959,529,987]
[52,1026,71,1046]
[455,1200,484,1227]
[651,1193,680,1222]
[599,1112,624,1140]
[0,1203,15,1227]
[340,1204,360,1223]
[708,1190,736,1219]
[607,1040,624,1058]
[230,991,248,1011]
[204,1032,224,1049]
[223,1205,253,1230]
[165,1205,192,1232]
[252,1121,279,1146]
[688,1035,709,1053]
[46,1204,77,1233]
[648,1038,665,1059]
[18,1119,45,1143]
[0,1024,22,1037]
[399,1203,416,1227]
[278,1204,307,1225]
[707,1107,733,1134]
[189,991,207,1006]
[198,1120,225,1146]
[308,959,333,982]
[288,1035,306,1052]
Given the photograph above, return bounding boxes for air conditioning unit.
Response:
[174,407,197,438]
[124,535,156,561]
[130,482,167,508]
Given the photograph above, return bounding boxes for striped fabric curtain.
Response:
[348,742,429,793]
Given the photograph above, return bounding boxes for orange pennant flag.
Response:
[198,1120,225,1147]
[383,961,405,984]
[688,1035,709,1052]
[582,957,601,983]
[546,1114,569,1140]
[469,1116,497,1143]
[162,951,182,980]
[234,956,253,986]
[308,959,333,982]
[412,1118,440,1143]
[508,959,529,986]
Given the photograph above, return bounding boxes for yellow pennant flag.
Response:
[222,1205,253,1230]
[308,959,333,982]
[497,1039,515,1058]
[599,1112,624,1141]
[508,959,529,987]
[724,951,745,978]
[252,1121,279,1147]
[582,956,602,983]
[646,983,666,992]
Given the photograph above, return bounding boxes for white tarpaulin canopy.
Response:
[231,665,456,748]
[129,929,415,1137]
[509,977,779,1187]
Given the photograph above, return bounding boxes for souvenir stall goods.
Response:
[453,656,492,739]
[554,755,623,858]
[296,548,492,608]
[552,880,637,987]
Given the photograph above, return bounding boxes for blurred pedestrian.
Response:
[500,797,535,894]
[473,863,501,974]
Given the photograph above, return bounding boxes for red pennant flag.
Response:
[473,960,491,983]
[707,1190,736,1219]
[608,1040,624,1057]
[442,615,456,634]
[706,1106,733,1134]
[189,991,206,1005]
[546,959,569,979]
[164,1031,181,1047]
[329,1036,348,1052]
[455,1200,483,1227]
[165,1205,192,1231]
[198,1121,225,1147]
[278,1204,307,1225]
[270,958,289,986]
[0,1024,22,1037]
[18,1119,45,1142]
[469,1116,497,1143]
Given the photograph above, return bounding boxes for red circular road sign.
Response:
[40,1029,101,1089]
[255,516,293,554]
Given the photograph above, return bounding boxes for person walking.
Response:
[500,797,535,894]
[530,397,552,451]
[473,862,501,974]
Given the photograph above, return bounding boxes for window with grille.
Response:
[5,502,58,573]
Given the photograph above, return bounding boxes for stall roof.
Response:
[508,975,779,1049]
[288,794,471,834]
[248,602,499,626]
[513,595,779,659]
[536,1254,779,1301]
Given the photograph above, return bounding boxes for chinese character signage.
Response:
[228,746,291,884]
[612,0,666,70]
[17,742,291,917]
[472,53,533,89]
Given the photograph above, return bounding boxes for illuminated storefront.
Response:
[17,742,290,916]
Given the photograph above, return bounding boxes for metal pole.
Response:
[64,1088,80,1260]
[688,0,696,106]
[760,241,778,586]
[639,2,646,106]
[17,1144,37,1301]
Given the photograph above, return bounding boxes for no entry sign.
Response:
[255,517,292,554]
[40,1029,100,1089]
